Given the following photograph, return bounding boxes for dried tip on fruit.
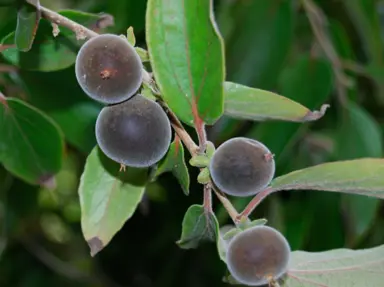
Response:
[75,33,143,105]
[226,225,290,286]
[119,164,126,172]
[209,137,275,197]
[96,94,172,168]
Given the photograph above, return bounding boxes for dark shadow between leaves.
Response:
[96,146,148,187]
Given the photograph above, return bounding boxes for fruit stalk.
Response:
[238,187,274,220]
[213,187,240,223]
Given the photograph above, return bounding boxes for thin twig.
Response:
[203,183,213,213]
[40,6,98,40]
[163,103,199,155]
[302,0,351,106]
[0,64,18,73]
[238,187,274,220]
[213,187,240,224]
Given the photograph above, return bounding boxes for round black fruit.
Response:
[209,137,275,197]
[95,94,172,167]
[226,225,290,286]
[75,34,143,104]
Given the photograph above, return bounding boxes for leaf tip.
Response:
[302,104,330,122]
[87,237,104,257]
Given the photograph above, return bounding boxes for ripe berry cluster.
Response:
[75,34,171,167]
[75,33,290,286]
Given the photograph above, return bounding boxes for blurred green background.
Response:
[1,0,384,286]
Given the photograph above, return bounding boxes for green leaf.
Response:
[247,56,333,162]
[146,0,225,126]
[135,47,149,62]
[155,137,189,195]
[224,82,329,122]
[126,26,135,46]
[1,10,104,71]
[222,56,333,224]
[177,204,218,249]
[336,102,382,242]
[283,244,384,286]
[0,98,64,185]
[15,0,40,52]
[271,158,384,198]
[79,146,148,256]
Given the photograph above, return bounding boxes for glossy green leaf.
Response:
[271,158,384,198]
[155,137,190,195]
[0,98,64,185]
[15,0,40,52]
[177,204,218,249]
[336,102,382,242]
[79,146,148,256]
[247,56,333,162]
[224,81,329,122]
[1,10,104,71]
[146,0,225,126]
[283,244,384,286]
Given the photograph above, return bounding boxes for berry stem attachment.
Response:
[203,183,213,213]
[162,102,199,156]
[237,187,274,220]
[39,6,98,39]
[213,187,240,224]
[195,121,207,153]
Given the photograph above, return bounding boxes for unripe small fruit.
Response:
[226,226,290,286]
[95,94,172,167]
[209,137,275,197]
[75,34,142,104]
